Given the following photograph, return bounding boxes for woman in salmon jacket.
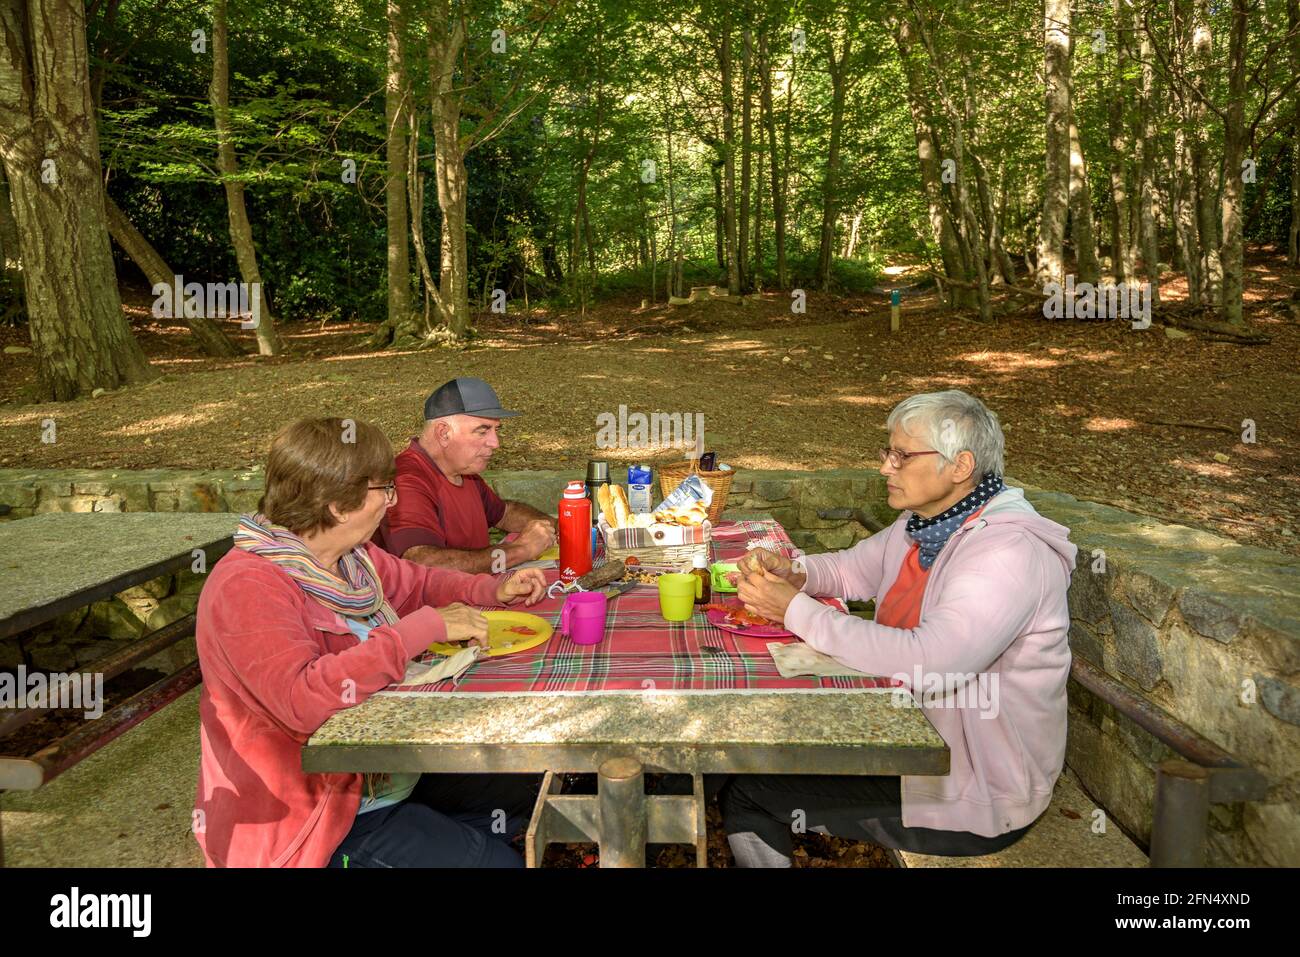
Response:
[194,417,546,867]
[726,390,1078,866]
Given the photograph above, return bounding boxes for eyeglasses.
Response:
[879,448,942,470]
[368,482,397,504]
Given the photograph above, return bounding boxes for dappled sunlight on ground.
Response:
[1084,417,1139,432]
[960,351,1061,371]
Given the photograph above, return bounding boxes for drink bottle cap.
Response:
[692,555,708,568]
[563,481,587,498]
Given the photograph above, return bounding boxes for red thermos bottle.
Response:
[558,481,592,583]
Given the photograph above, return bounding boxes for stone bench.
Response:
[892,768,1148,868]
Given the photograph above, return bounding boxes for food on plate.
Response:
[703,602,776,628]
[505,625,538,636]
[624,556,641,566]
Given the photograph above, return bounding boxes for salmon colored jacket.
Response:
[193,542,501,867]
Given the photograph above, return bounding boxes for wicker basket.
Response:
[658,459,736,525]
[603,537,709,567]
[599,518,710,567]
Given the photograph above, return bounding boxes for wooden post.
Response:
[890,288,901,332]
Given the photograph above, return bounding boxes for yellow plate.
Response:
[428,610,553,658]
[538,544,560,561]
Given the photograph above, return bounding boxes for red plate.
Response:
[704,597,845,640]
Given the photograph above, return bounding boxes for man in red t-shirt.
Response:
[376,378,556,572]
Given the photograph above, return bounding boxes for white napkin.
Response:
[402,645,481,686]
[768,641,872,678]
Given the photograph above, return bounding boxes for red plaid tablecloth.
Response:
[384,519,900,695]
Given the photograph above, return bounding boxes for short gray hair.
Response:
[885,390,1005,477]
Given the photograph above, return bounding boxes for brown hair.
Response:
[258,417,395,535]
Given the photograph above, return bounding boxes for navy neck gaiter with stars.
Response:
[905,473,1005,570]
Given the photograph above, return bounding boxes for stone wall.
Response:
[1,466,1296,865]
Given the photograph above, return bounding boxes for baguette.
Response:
[597,484,618,527]
[610,484,633,528]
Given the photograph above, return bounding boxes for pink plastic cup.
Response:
[561,591,608,646]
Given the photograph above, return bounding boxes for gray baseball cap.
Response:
[424,377,519,421]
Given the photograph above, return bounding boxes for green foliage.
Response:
[79,0,1295,333]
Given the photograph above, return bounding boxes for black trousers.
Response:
[326,772,541,868]
[720,773,1036,858]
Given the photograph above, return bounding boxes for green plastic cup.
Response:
[657,573,700,622]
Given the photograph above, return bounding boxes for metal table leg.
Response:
[598,757,646,868]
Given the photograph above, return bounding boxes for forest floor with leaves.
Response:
[2,248,1296,556]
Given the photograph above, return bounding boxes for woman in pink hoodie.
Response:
[194,417,547,867]
[724,390,1077,866]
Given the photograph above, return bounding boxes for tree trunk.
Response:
[1037,0,1070,286]
[1108,0,1136,285]
[1218,0,1249,325]
[718,23,740,295]
[0,0,153,399]
[710,150,725,270]
[844,209,862,258]
[1287,0,1299,266]
[907,4,990,320]
[779,38,796,289]
[104,196,240,356]
[962,51,1016,286]
[1191,4,1222,302]
[816,27,851,292]
[1135,24,1161,303]
[1171,0,1201,304]
[1068,105,1102,285]
[664,99,681,298]
[385,0,413,337]
[752,118,763,287]
[428,4,470,338]
[739,29,752,292]
[973,152,1017,284]
[573,138,594,289]
[895,16,964,296]
[211,0,280,355]
[406,110,438,335]
[757,32,788,289]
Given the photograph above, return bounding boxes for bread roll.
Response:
[683,504,709,525]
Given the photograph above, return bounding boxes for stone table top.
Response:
[303,689,950,777]
[0,512,239,638]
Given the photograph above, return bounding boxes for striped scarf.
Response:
[234,513,399,627]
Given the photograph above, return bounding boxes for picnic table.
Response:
[0,512,238,865]
[304,516,950,867]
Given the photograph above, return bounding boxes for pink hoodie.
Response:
[783,486,1077,838]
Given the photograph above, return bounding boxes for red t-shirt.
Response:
[875,505,988,630]
[375,438,506,556]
